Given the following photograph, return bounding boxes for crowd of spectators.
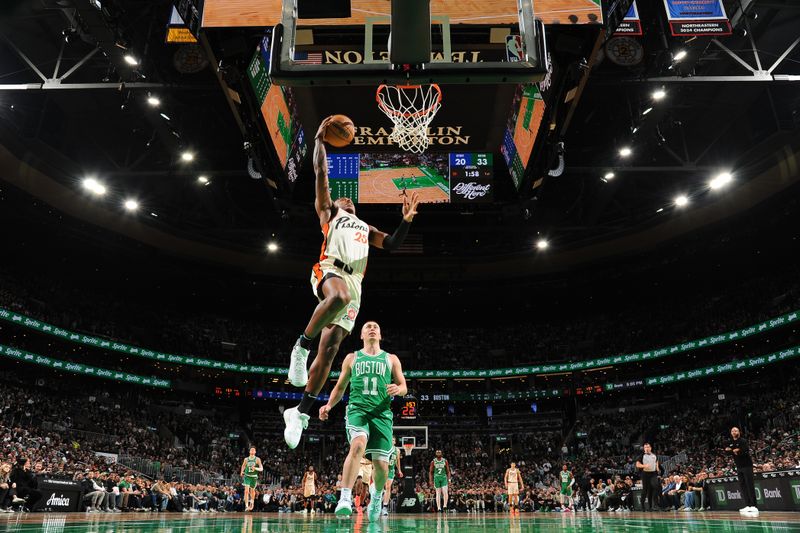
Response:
[1,262,797,371]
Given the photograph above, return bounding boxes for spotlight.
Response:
[673,50,687,62]
[267,242,279,253]
[124,54,138,66]
[652,89,666,100]
[150,212,158,217]
[536,239,549,250]
[124,199,139,211]
[619,147,632,157]
[160,113,171,121]
[642,107,653,115]
[197,175,209,184]
[604,172,615,180]
[674,195,689,207]
[656,207,664,213]
[709,172,732,190]
[146,95,160,107]
[181,151,194,162]
[82,177,107,196]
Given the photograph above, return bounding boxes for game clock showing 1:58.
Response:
[449,153,494,203]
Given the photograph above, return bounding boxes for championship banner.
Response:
[662,0,732,36]
[615,1,642,36]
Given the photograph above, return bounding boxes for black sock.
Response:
[297,392,318,414]
[298,334,314,350]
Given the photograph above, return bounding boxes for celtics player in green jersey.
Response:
[319,321,408,520]
[429,450,451,512]
[240,447,263,512]
[382,437,404,516]
[559,464,575,512]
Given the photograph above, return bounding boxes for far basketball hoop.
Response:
[401,437,416,456]
[376,84,442,153]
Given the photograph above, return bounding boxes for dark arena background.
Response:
[1,0,800,531]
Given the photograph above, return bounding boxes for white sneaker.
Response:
[310,508,315,514]
[381,507,389,516]
[283,406,310,449]
[288,341,310,387]
[739,507,749,514]
[335,499,353,518]
[744,507,759,517]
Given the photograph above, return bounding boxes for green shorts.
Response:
[434,476,448,489]
[243,476,258,489]
[345,406,393,462]
[560,483,572,496]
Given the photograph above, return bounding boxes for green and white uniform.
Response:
[560,470,573,496]
[345,350,394,461]
[387,447,399,480]
[243,456,259,488]
[433,458,448,488]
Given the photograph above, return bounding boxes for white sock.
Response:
[341,488,352,501]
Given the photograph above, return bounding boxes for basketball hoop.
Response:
[401,436,416,456]
[402,443,415,456]
[376,84,442,154]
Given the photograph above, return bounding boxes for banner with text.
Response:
[663,0,732,36]
[1,306,796,378]
[615,1,642,36]
[708,470,800,511]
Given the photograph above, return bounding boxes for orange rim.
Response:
[376,83,442,119]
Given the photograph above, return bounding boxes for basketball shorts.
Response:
[434,476,449,489]
[560,483,572,496]
[310,259,362,333]
[388,465,395,481]
[507,482,519,496]
[243,476,257,489]
[345,406,393,462]
[304,484,315,498]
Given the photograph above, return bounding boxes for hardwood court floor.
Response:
[202,0,602,28]
[3,511,800,532]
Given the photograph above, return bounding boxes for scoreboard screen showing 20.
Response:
[449,152,494,203]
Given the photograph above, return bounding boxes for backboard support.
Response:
[269,0,548,86]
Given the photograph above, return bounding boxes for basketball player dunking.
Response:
[284,118,420,449]
[240,447,263,512]
[318,321,408,520]
[504,462,524,515]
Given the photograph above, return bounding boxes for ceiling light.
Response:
[604,172,615,180]
[123,199,139,211]
[197,175,209,184]
[146,96,160,107]
[160,113,171,121]
[673,50,687,62]
[656,207,664,213]
[82,177,106,196]
[124,54,138,66]
[674,195,689,207]
[267,242,279,253]
[642,107,653,115]
[150,212,158,217]
[181,151,194,162]
[652,89,666,100]
[619,147,632,157]
[536,239,549,250]
[709,172,733,190]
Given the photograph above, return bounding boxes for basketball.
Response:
[323,115,355,147]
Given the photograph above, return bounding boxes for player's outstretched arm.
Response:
[319,353,354,420]
[369,191,419,250]
[314,117,335,225]
[386,354,407,397]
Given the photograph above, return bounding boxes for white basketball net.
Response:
[376,84,442,154]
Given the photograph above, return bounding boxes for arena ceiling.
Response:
[0,0,798,277]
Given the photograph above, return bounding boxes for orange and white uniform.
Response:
[358,458,373,484]
[310,209,369,333]
[303,471,316,498]
[506,468,520,495]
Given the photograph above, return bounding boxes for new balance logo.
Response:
[400,498,417,508]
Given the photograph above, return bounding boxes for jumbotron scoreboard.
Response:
[449,153,493,203]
